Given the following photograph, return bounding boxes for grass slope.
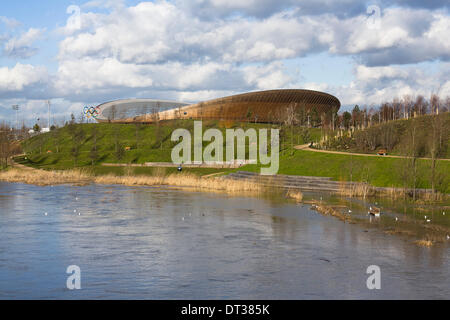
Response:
[17,120,450,192]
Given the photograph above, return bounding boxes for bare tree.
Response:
[0,122,13,168]
[71,126,85,167]
[284,102,298,153]
[135,123,142,149]
[405,120,425,200]
[429,113,446,197]
[402,94,412,119]
[89,125,99,166]
[444,96,450,113]
[430,94,440,115]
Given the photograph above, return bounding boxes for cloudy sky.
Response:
[0,0,449,125]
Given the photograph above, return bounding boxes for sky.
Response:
[0,0,449,126]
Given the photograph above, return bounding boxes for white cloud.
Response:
[55,57,154,95]
[243,62,292,89]
[58,3,450,68]
[82,0,126,10]
[1,1,450,122]
[326,63,450,107]
[330,8,450,65]
[0,63,48,92]
[355,65,410,81]
[0,16,21,29]
[3,28,44,58]
[58,3,330,65]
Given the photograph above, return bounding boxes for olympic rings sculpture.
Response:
[84,106,100,119]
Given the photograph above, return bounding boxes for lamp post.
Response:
[12,105,19,130]
[46,100,51,129]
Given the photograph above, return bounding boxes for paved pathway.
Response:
[294,144,450,161]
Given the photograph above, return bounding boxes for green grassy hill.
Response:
[324,113,450,158]
[17,119,450,193]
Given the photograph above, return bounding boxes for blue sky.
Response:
[0,0,449,125]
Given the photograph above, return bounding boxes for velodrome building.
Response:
[94,89,340,124]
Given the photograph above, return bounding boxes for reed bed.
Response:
[0,167,263,194]
[338,181,375,199]
[310,202,353,223]
[414,239,434,247]
[0,168,91,186]
[286,189,303,202]
[95,174,263,193]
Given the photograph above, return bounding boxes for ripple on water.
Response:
[0,183,449,299]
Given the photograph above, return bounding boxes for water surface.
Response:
[0,182,448,299]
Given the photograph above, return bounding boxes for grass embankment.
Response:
[14,120,450,194]
[324,113,450,158]
[240,149,450,193]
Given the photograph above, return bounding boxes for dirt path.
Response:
[9,155,37,170]
[294,144,450,161]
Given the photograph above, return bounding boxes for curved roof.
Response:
[192,89,340,108]
[95,99,189,121]
[96,89,340,123]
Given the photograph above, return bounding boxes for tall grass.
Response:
[0,168,91,186]
[94,174,263,193]
[286,189,303,202]
[338,181,375,198]
[0,168,263,194]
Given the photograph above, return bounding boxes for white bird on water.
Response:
[44,212,48,216]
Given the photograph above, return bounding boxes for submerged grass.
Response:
[414,240,434,247]
[310,203,354,223]
[286,189,303,202]
[338,181,375,199]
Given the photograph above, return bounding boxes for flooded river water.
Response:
[0,182,448,299]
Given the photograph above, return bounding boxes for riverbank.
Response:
[19,122,450,194]
[1,165,449,246]
[0,167,263,194]
[288,192,450,247]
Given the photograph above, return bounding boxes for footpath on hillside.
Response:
[294,144,450,161]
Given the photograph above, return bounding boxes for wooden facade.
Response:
[97,89,340,124]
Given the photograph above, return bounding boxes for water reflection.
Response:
[0,182,448,299]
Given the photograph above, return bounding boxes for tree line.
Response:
[0,122,22,168]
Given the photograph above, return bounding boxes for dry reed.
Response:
[286,189,303,202]
[310,202,352,222]
[339,181,375,198]
[414,239,434,247]
[0,168,263,194]
[0,168,91,186]
[95,174,263,193]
